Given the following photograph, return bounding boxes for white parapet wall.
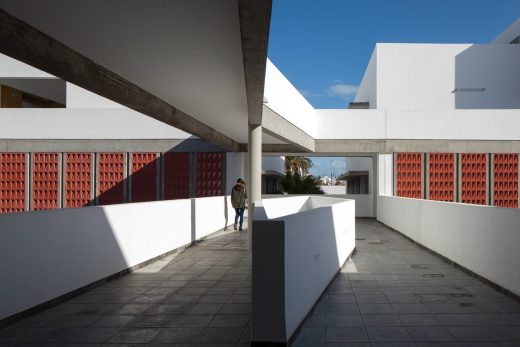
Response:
[377,196,520,297]
[252,196,356,343]
[0,196,233,320]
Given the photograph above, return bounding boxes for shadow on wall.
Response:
[0,145,231,323]
[455,44,520,109]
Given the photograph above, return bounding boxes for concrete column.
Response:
[248,124,262,250]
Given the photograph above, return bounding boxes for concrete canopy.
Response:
[0,0,272,151]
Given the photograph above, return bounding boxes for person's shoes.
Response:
[239,227,243,231]
[234,223,237,230]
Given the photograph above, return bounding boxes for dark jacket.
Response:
[231,183,247,208]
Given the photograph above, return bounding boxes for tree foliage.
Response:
[280,172,324,194]
[284,156,313,176]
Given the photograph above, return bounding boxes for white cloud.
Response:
[330,159,346,170]
[327,83,359,98]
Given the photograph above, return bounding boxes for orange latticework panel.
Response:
[131,153,157,202]
[461,154,487,205]
[164,152,190,199]
[32,153,59,210]
[65,153,91,208]
[396,153,422,198]
[98,153,125,205]
[197,152,224,197]
[0,153,26,213]
[493,154,518,208]
[428,153,454,202]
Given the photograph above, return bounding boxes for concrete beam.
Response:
[238,0,272,126]
[0,9,240,152]
[238,143,308,153]
[262,105,315,152]
[315,139,520,154]
[0,139,227,153]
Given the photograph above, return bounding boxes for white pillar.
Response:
[248,124,262,250]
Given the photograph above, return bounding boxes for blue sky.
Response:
[268,0,520,109]
[268,0,520,177]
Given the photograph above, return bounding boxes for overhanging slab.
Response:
[262,105,315,152]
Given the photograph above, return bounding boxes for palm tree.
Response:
[284,156,313,176]
[280,172,324,194]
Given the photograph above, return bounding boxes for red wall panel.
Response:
[197,152,224,197]
[65,153,91,208]
[493,154,518,208]
[164,152,190,199]
[131,153,157,202]
[0,153,26,213]
[98,153,125,205]
[428,153,455,202]
[461,153,487,205]
[396,153,422,198]
[32,153,59,210]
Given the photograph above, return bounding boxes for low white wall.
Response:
[377,196,520,296]
[0,196,233,320]
[321,186,346,195]
[253,196,356,342]
[194,196,235,239]
[262,194,374,217]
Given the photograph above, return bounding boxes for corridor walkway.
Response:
[295,219,520,346]
[0,219,519,346]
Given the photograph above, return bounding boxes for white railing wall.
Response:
[0,196,233,320]
[377,195,520,297]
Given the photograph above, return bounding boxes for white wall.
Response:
[375,43,520,110]
[66,83,125,108]
[226,152,246,193]
[321,186,346,195]
[194,196,235,239]
[377,196,520,297]
[0,53,54,78]
[0,108,191,139]
[0,196,233,320]
[253,196,355,341]
[378,154,393,196]
[264,59,317,137]
[314,108,520,141]
[354,47,377,108]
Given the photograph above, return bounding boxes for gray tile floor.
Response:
[1,219,519,346]
[295,219,520,347]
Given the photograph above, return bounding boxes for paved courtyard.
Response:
[1,219,519,346]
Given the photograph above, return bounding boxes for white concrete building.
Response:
[1,2,520,343]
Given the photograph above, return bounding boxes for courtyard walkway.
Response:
[0,219,519,346]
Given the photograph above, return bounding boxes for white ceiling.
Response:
[0,0,256,142]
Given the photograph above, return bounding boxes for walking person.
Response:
[231,178,247,231]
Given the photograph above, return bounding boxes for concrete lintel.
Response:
[238,0,272,126]
[262,105,315,152]
[384,140,520,153]
[0,9,240,152]
[0,139,227,153]
[239,143,308,153]
[315,139,520,154]
[315,139,386,153]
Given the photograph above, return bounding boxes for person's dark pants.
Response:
[234,207,245,230]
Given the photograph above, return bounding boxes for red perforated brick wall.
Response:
[428,153,455,202]
[164,152,190,199]
[197,152,224,197]
[461,153,487,205]
[98,153,125,205]
[0,153,26,213]
[131,153,157,202]
[493,154,518,208]
[396,153,422,198]
[32,153,59,210]
[64,153,91,208]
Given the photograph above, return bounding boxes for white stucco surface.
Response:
[0,196,233,320]
[377,196,520,297]
[254,196,355,340]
